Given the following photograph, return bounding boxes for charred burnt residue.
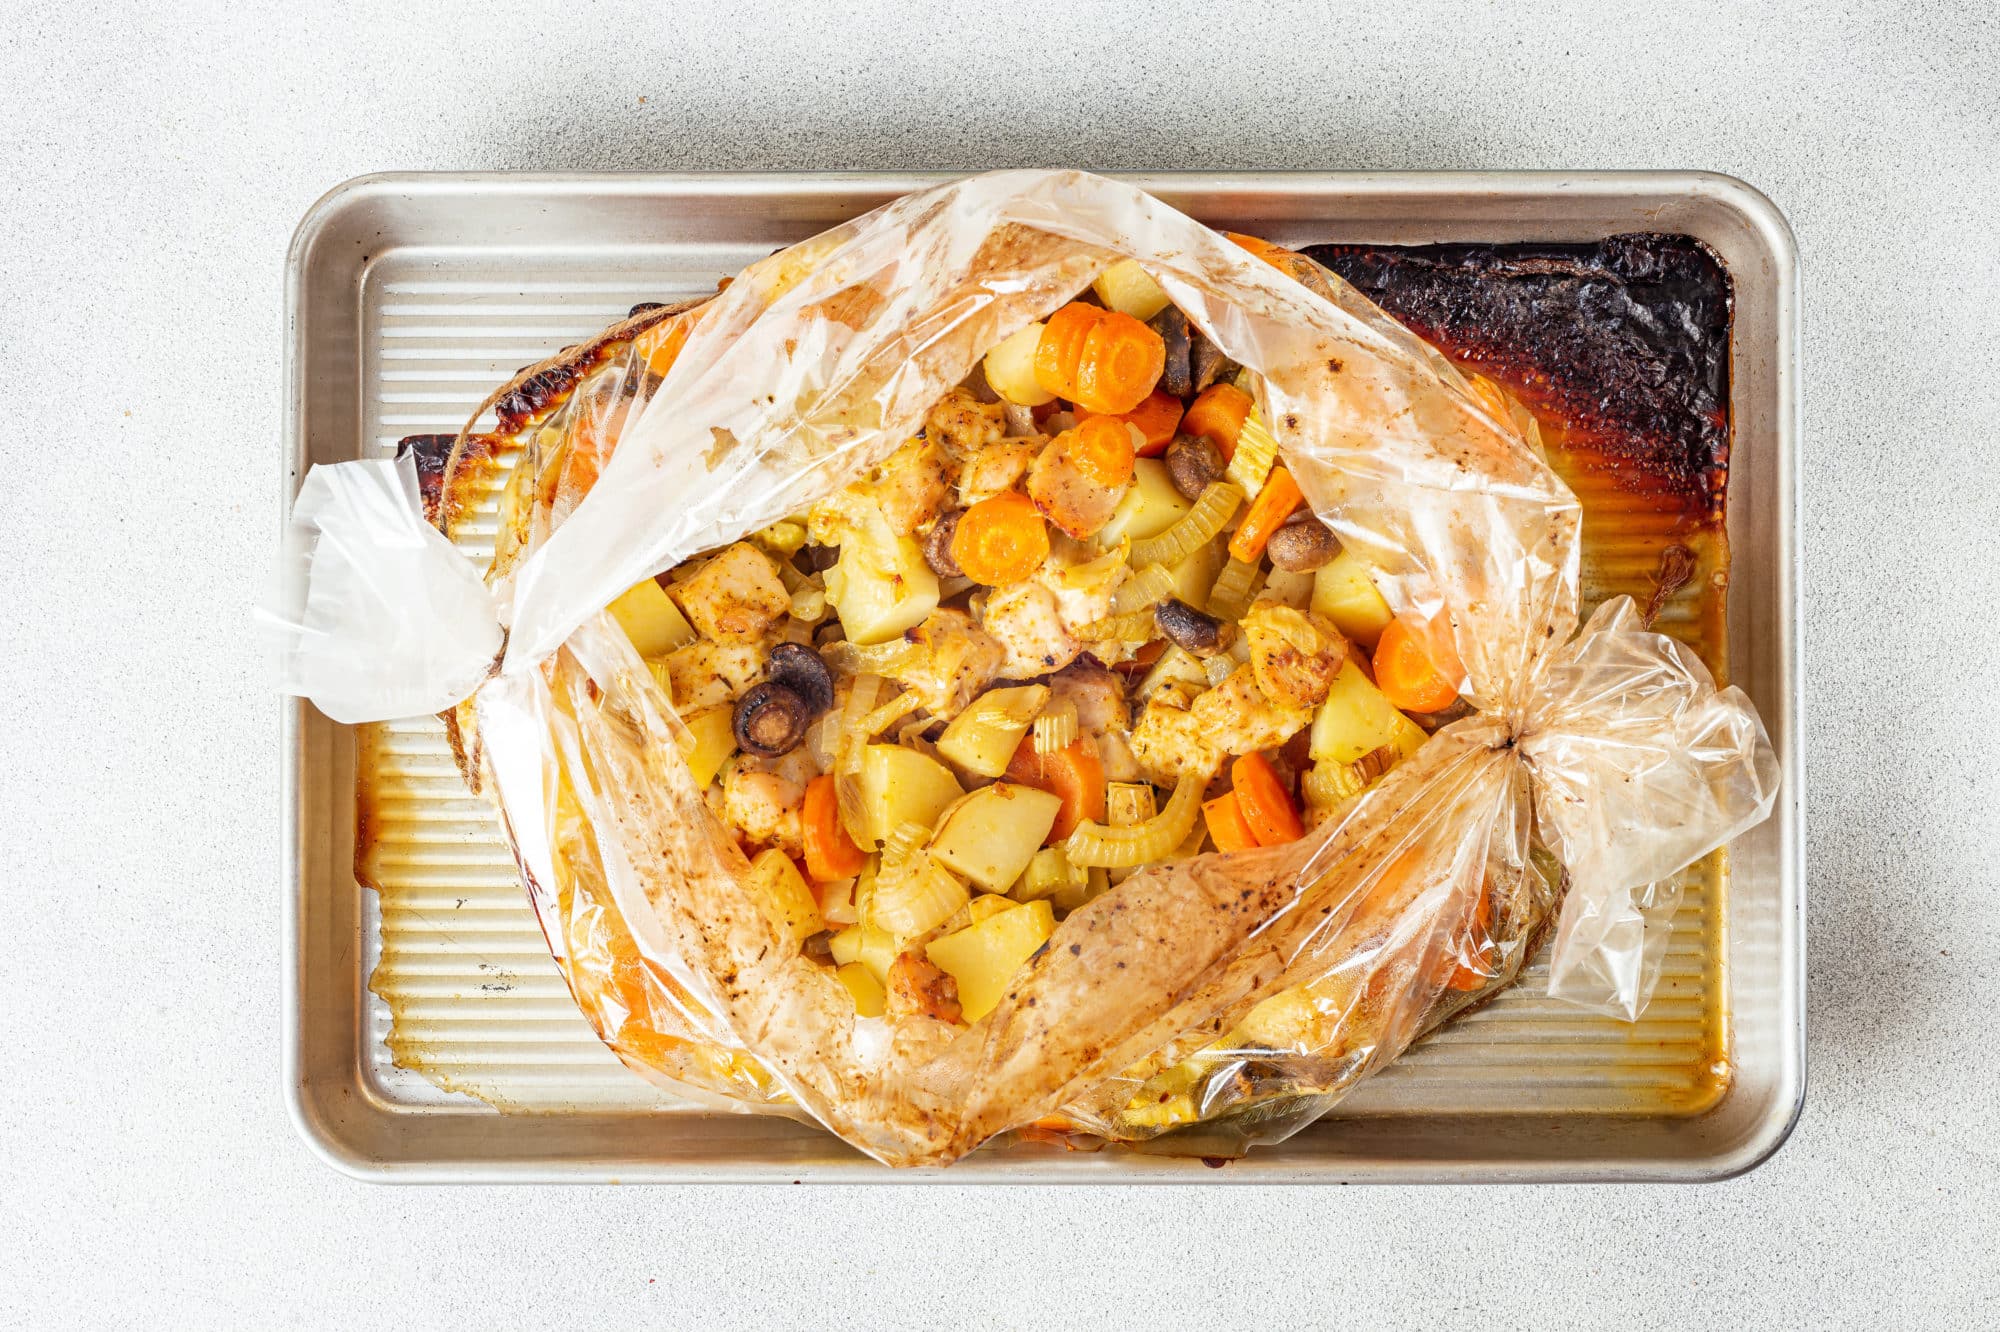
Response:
[494,362,584,432]
[1306,235,1732,519]
[396,432,499,530]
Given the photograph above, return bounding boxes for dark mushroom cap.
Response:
[764,642,834,717]
[1165,433,1226,500]
[1264,516,1342,572]
[1148,305,1193,400]
[733,682,812,757]
[1154,598,1230,656]
[921,510,965,578]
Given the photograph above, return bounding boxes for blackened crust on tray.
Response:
[1306,235,1732,519]
[397,432,502,529]
[494,364,585,433]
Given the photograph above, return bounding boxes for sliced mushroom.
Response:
[764,642,835,717]
[1190,325,1238,393]
[1264,516,1342,572]
[733,682,812,757]
[1149,306,1193,399]
[921,509,964,578]
[1165,433,1226,500]
[1154,598,1234,657]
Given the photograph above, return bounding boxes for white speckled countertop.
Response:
[2,1,1995,1326]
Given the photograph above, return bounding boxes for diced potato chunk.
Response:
[746,848,821,946]
[858,745,965,847]
[1167,539,1223,611]
[823,499,940,645]
[928,783,1064,892]
[1310,661,1429,765]
[966,893,1019,925]
[836,961,886,1017]
[925,898,1056,1022]
[608,577,695,656]
[1261,566,1315,609]
[1092,259,1172,321]
[935,684,1049,778]
[1310,549,1395,648]
[1097,459,1191,546]
[983,322,1056,406]
[678,705,737,788]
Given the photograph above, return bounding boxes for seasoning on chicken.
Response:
[897,608,1007,716]
[720,763,807,856]
[924,387,1007,459]
[868,438,954,537]
[674,541,792,644]
[1026,419,1134,540]
[1128,685,1218,787]
[1048,659,1130,736]
[1242,600,1348,710]
[662,639,766,712]
[980,581,1083,677]
[957,438,1040,507]
[1193,663,1314,758]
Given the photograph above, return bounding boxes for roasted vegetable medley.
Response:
[607,260,1477,1032]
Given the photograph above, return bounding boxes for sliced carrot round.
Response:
[1230,752,1304,846]
[1075,311,1165,414]
[1372,616,1460,713]
[1033,303,1101,403]
[1059,416,1136,488]
[1086,389,1182,457]
[951,491,1050,585]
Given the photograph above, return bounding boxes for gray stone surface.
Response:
[1,1,1995,1326]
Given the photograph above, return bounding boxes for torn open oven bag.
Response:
[275,170,1778,1166]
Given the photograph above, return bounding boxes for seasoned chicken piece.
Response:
[1097,729,1143,783]
[674,542,791,644]
[925,387,1006,459]
[1242,599,1348,710]
[1048,660,1130,735]
[663,639,765,712]
[1130,685,1221,787]
[1027,436,1127,540]
[956,438,1039,507]
[1034,543,1135,669]
[887,950,962,1025]
[895,608,1007,717]
[979,581,1082,678]
[720,763,806,856]
[1193,663,1314,760]
[868,439,953,537]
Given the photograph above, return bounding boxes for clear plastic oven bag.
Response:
[275,170,1778,1165]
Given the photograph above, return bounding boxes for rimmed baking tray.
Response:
[283,172,1801,1182]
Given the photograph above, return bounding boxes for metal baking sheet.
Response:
[283,172,1801,1181]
